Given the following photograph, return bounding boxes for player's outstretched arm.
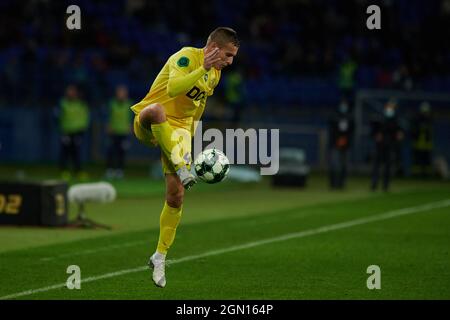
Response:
[167,47,220,98]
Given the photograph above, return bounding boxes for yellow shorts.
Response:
[133,115,192,174]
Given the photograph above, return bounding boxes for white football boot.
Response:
[176,166,197,190]
[148,253,166,288]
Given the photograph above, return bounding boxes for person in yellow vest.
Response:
[131,27,239,288]
[105,85,132,179]
[224,68,245,126]
[338,55,358,101]
[58,84,90,181]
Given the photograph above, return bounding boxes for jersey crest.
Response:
[177,56,190,67]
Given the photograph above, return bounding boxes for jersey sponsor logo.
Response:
[186,86,206,101]
[177,56,190,67]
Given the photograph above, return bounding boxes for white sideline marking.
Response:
[40,240,148,261]
[1,199,449,300]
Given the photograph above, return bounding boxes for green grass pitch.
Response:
[0,167,449,300]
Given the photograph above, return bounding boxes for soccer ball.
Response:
[194,149,230,184]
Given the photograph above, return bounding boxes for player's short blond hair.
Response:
[207,27,240,48]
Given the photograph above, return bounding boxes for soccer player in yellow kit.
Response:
[131,27,239,287]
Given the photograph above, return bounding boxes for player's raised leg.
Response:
[149,174,184,287]
[139,103,196,189]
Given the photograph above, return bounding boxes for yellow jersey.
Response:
[131,47,221,135]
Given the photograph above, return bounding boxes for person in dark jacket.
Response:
[328,98,354,189]
[370,100,404,191]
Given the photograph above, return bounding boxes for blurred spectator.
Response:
[411,102,433,177]
[105,85,132,179]
[328,98,354,189]
[2,56,21,105]
[392,64,414,91]
[337,55,358,102]
[57,84,90,180]
[393,118,407,178]
[224,68,245,127]
[0,0,449,110]
[370,100,405,191]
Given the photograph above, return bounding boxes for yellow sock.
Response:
[151,121,186,171]
[156,202,182,254]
